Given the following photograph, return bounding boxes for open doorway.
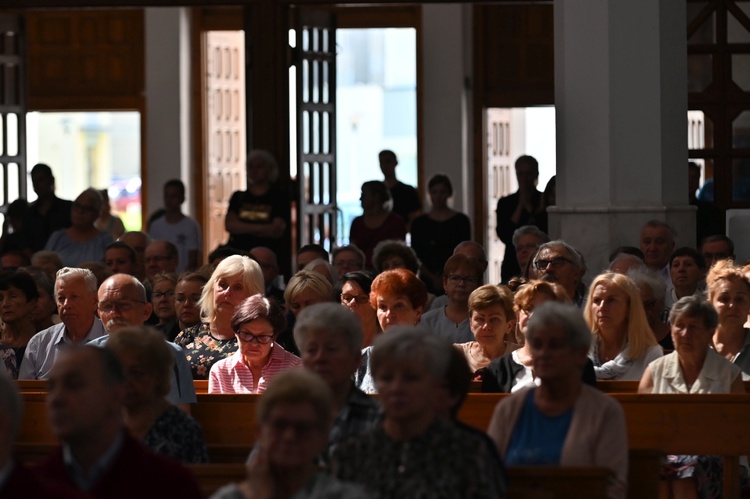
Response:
[485,106,555,284]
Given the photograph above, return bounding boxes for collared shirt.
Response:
[19,319,107,380]
[62,430,124,491]
[89,335,197,405]
[208,344,301,393]
[727,328,750,381]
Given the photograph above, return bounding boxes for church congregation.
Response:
[1,151,748,499]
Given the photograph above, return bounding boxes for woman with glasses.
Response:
[44,188,113,267]
[174,255,264,379]
[337,271,380,348]
[208,294,301,394]
[151,272,179,341]
[174,272,208,331]
[420,254,483,343]
[212,369,367,499]
[455,284,517,375]
[584,272,662,380]
[481,279,596,392]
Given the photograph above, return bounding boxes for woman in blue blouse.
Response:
[488,301,628,499]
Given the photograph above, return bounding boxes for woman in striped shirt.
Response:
[208,294,301,393]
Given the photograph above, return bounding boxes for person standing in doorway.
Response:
[379,150,422,229]
[496,155,547,283]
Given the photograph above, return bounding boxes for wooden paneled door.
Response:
[688,0,750,222]
[295,9,337,251]
[0,15,27,216]
[203,31,246,253]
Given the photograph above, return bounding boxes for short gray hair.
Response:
[247,149,279,183]
[55,267,98,299]
[669,295,719,331]
[370,326,451,381]
[627,267,666,303]
[293,303,364,355]
[526,301,592,350]
[512,225,550,248]
[534,240,583,268]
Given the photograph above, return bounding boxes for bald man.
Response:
[89,274,196,407]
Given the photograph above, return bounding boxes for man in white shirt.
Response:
[148,179,202,273]
[19,268,106,380]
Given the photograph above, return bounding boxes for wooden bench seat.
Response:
[16,391,750,498]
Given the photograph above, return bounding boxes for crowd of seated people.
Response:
[4,157,750,498]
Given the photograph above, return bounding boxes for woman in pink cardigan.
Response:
[487,301,628,499]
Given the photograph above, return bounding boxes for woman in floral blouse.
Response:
[174,255,264,379]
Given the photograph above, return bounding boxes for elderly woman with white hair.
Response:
[639,295,744,499]
[293,303,380,459]
[488,301,628,499]
[331,327,506,497]
[175,255,264,379]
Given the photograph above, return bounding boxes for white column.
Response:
[144,8,193,220]
[552,0,693,278]
[421,4,473,219]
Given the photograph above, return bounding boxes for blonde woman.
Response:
[174,255,264,379]
[708,259,750,376]
[278,269,334,355]
[584,272,662,380]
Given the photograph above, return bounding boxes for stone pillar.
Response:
[145,8,193,220]
[422,4,473,218]
[551,0,693,279]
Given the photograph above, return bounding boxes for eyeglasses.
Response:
[145,255,172,264]
[534,257,573,270]
[98,299,146,313]
[236,331,274,344]
[152,291,175,300]
[72,202,98,214]
[446,275,480,285]
[267,418,321,436]
[175,294,201,304]
[334,259,361,268]
[341,293,369,305]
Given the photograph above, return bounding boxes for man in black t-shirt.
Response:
[224,150,291,258]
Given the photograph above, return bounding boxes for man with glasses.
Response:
[420,254,484,342]
[89,274,196,408]
[144,240,179,282]
[19,268,106,380]
[533,240,586,306]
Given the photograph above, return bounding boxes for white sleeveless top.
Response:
[650,349,741,394]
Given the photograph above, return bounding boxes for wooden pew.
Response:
[194,380,208,394]
[189,464,246,498]
[16,391,750,497]
[597,380,639,393]
[15,379,47,393]
[186,464,616,499]
[507,467,611,498]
